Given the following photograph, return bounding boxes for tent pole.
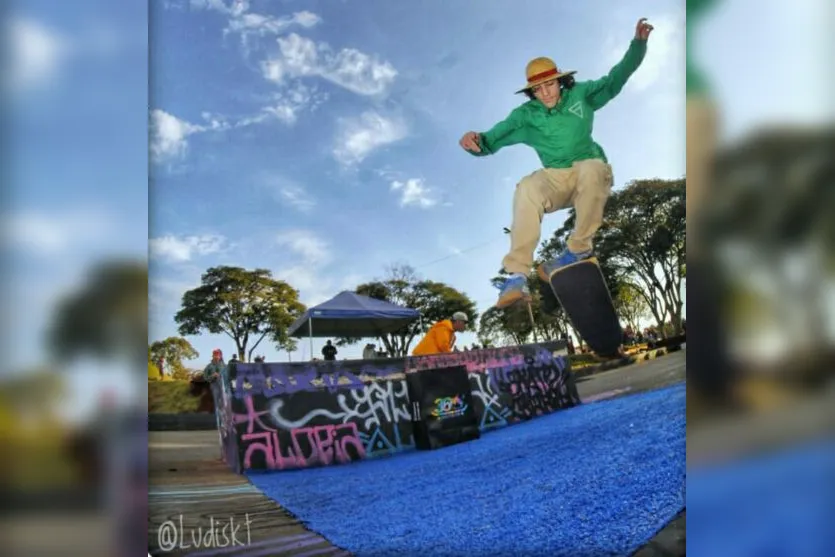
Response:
[308,318,314,361]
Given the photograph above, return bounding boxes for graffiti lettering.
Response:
[235,394,276,434]
[468,372,512,431]
[266,381,413,457]
[503,364,570,420]
[336,380,412,429]
[241,423,365,470]
[220,345,575,473]
[266,381,410,430]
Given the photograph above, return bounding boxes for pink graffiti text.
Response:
[241,423,366,470]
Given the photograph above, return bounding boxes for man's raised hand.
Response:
[635,18,654,40]
[459,131,482,153]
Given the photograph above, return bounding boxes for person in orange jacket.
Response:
[411,312,469,356]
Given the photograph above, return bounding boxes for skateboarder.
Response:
[460,18,654,308]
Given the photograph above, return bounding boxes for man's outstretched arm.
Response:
[583,18,653,110]
[460,106,528,157]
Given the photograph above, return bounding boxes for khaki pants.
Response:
[686,97,718,257]
[502,158,613,275]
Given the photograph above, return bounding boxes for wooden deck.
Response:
[149,433,348,556]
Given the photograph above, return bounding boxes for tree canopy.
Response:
[174,266,306,362]
[538,178,686,337]
[614,282,652,333]
[478,273,568,347]
[337,264,478,356]
[48,260,148,365]
[149,337,199,380]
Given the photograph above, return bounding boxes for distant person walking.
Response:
[322,340,338,361]
[411,312,469,356]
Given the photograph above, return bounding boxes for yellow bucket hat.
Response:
[515,57,576,94]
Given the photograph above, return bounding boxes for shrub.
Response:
[148,362,161,381]
[148,380,202,413]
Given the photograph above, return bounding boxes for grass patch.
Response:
[148,380,202,414]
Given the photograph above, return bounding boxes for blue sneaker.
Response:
[537,249,593,281]
[495,274,531,308]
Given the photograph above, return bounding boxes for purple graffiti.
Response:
[232,362,406,399]
[219,341,575,474]
[501,363,571,420]
[405,343,564,374]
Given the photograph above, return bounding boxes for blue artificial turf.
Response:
[247,382,686,556]
[688,439,835,557]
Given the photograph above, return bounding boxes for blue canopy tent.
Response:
[287,291,421,356]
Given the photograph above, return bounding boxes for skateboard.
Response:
[546,257,623,358]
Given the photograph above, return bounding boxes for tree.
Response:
[614,282,651,333]
[174,266,305,362]
[479,273,568,347]
[337,263,478,357]
[48,260,148,365]
[539,178,686,337]
[706,129,835,359]
[149,337,199,379]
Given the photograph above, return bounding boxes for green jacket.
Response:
[686,0,717,97]
[473,39,647,169]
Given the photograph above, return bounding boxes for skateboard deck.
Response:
[547,257,623,358]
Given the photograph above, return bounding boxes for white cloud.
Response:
[273,265,327,306]
[272,231,341,306]
[1,208,113,255]
[225,10,321,52]
[275,230,331,265]
[333,111,407,166]
[150,234,230,263]
[152,94,314,163]
[189,0,246,15]
[274,266,367,308]
[278,185,316,212]
[189,0,321,54]
[258,174,317,212]
[390,178,437,209]
[262,33,397,96]
[150,109,210,162]
[246,83,322,126]
[6,16,71,93]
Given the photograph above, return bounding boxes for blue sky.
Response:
[149,0,687,364]
[3,0,832,418]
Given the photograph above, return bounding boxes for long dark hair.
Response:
[523,74,576,99]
